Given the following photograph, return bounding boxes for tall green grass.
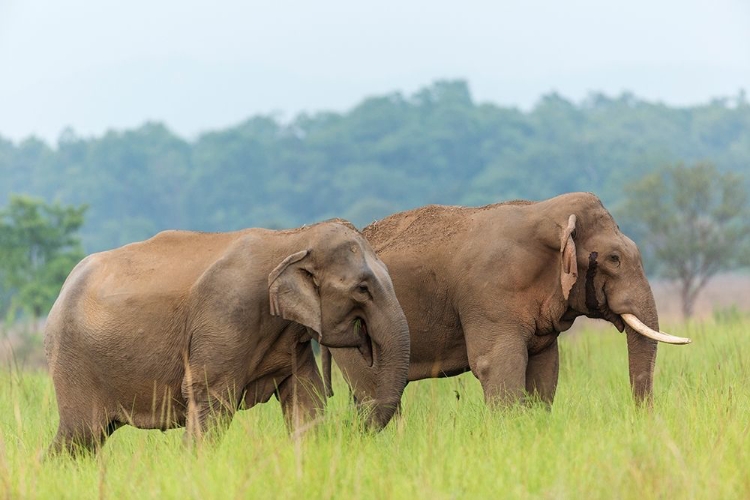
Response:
[1,319,748,499]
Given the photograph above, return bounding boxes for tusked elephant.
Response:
[45,219,409,455]
[324,193,689,409]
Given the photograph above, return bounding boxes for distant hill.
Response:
[2,80,748,252]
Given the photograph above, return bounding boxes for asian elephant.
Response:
[324,193,689,409]
[45,219,409,455]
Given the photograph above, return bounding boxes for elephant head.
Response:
[545,193,690,404]
[268,220,410,428]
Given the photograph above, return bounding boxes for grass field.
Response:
[1,318,748,499]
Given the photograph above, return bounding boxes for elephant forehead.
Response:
[589,232,640,259]
[327,242,368,265]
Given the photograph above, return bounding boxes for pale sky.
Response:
[1,0,749,143]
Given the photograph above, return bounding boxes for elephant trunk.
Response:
[364,298,410,430]
[623,299,659,406]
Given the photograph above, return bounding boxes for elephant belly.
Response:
[116,385,188,430]
[87,350,188,428]
[408,329,469,380]
[242,377,281,409]
[240,348,298,410]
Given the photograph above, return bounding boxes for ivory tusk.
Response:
[621,313,692,345]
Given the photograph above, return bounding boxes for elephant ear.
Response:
[268,250,322,336]
[560,214,578,301]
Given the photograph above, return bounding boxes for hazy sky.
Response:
[1,0,749,143]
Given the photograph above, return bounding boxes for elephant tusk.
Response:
[621,313,692,345]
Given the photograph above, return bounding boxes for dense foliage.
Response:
[0,196,86,322]
[624,162,750,317]
[1,81,748,253]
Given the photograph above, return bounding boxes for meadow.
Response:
[0,318,748,499]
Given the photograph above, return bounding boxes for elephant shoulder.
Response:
[188,232,268,302]
[182,233,272,334]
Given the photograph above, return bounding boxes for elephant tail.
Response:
[321,345,334,398]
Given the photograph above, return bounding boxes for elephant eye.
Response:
[609,254,621,266]
[302,269,320,291]
[356,284,371,299]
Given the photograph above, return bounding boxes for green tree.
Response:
[1,82,750,253]
[0,195,87,324]
[623,162,750,318]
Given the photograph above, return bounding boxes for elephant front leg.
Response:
[526,338,559,406]
[277,341,326,433]
[181,367,239,443]
[466,325,530,407]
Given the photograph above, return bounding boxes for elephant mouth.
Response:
[590,283,626,331]
[602,303,626,332]
[354,318,374,367]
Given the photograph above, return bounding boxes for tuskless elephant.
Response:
[45,219,409,455]
[324,193,689,409]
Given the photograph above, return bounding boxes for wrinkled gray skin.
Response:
[45,220,409,455]
[326,193,663,408]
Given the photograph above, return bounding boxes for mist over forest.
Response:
[2,80,748,253]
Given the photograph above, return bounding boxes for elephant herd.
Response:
[44,192,690,455]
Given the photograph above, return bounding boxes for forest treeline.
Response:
[2,80,749,253]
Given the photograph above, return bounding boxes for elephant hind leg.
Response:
[525,338,559,407]
[48,408,118,457]
[47,372,118,457]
